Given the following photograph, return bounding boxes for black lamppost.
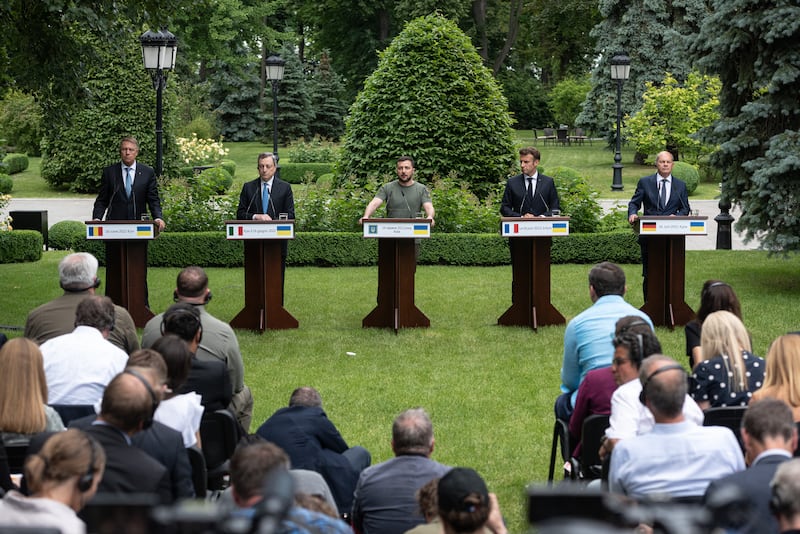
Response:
[140,28,178,178]
[610,51,631,191]
[264,54,286,178]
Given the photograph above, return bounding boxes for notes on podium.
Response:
[361,218,431,331]
[498,216,569,330]
[225,220,298,332]
[637,215,708,328]
[84,220,159,327]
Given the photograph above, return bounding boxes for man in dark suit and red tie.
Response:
[627,150,691,299]
[236,152,295,288]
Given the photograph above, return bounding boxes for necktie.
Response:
[262,182,270,214]
[125,167,132,198]
[526,177,534,205]
[659,178,668,210]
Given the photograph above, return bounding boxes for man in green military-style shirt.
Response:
[360,156,435,224]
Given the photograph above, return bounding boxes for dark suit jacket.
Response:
[83,423,173,504]
[500,173,560,217]
[70,415,194,501]
[704,452,791,534]
[256,405,359,512]
[92,161,163,221]
[236,177,295,221]
[627,174,690,218]
[178,358,233,414]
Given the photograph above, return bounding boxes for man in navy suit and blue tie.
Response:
[627,151,690,299]
[236,152,295,292]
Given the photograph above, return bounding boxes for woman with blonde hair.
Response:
[0,338,64,446]
[690,310,764,410]
[752,334,800,421]
[0,429,106,533]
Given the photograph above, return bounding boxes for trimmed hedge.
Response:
[279,163,333,184]
[0,230,43,262]
[2,153,29,174]
[0,173,11,194]
[49,220,88,250]
[68,229,639,267]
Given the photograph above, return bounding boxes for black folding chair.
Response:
[569,414,610,482]
[703,405,747,452]
[199,409,239,491]
[547,418,571,485]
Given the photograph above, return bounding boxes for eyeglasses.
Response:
[612,357,630,366]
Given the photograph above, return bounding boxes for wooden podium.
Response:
[362,219,431,331]
[498,217,569,330]
[225,220,298,332]
[85,220,158,327]
[638,216,707,328]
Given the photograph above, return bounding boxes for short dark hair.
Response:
[161,302,202,342]
[176,266,208,298]
[588,262,626,297]
[613,316,660,368]
[397,155,415,168]
[519,147,541,161]
[744,398,796,443]
[74,295,115,331]
[230,441,289,501]
[289,386,322,408]
[392,408,434,456]
[126,348,168,384]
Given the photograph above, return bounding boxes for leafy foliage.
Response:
[0,174,11,194]
[625,72,720,164]
[548,166,603,233]
[207,50,266,142]
[0,230,42,262]
[2,154,28,174]
[0,90,43,156]
[497,70,554,129]
[160,175,237,232]
[689,0,800,252]
[671,161,699,196]
[286,137,339,163]
[48,220,86,250]
[176,134,229,166]
[548,77,592,128]
[197,166,233,194]
[306,52,348,141]
[275,46,314,144]
[337,14,516,199]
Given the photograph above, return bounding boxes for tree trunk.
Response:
[472,0,488,63]
[492,0,524,75]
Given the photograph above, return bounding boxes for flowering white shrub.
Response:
[175,134,229,166]
[0,194,12,231]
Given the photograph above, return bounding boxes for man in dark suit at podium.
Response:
[627,151,690,299]
[236,152,295,284]
[92,136,165,229]
[500,146,560,218]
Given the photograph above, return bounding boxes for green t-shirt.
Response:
[375,180,432,218]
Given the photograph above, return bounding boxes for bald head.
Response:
[98,369,159,434]
[639,355,687,419]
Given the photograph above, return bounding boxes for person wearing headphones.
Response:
[0,429,106,534]
[40,295,129,407]
[770,459,800,534]
[83,367,172,503]
[142,266,252,430]
[25,252,139,354]
[608,355,744,500]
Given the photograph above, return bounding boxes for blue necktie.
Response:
[262,182,270,214]
[125,167,132,198]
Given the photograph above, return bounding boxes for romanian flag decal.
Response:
[88,226,103,237]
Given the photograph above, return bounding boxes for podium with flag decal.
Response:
[638,216,707,328]
[362,219,431,331]
[225,220,298,332]
[85,220,158,327]
[498,217,569,330]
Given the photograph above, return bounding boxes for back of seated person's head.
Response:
[762,334,800,401]
[99,370,158,433]
[150,334,192,392]
[771,459,800,520]
[176,266,209,299]
[25,428,106,497]
[613,318,661,370]
[392,407,434,456]
[230,441,290,504]
[126,348,168,386]
[697,280,742,323]
[74,295,115,332]
[700,310,752,358]
[294,492,338,518]
[58,252,99,290]
[743,398,796,444]
[161,302,202,343]
[415,477,441,522]
[288,386,322,408]
[437,467,490,534]
[0,337,49,434]
[588,262,625,298]
[639,355,686,418]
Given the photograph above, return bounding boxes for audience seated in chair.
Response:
[752,334,800,421]
[0,338,64,449]
[684,279,744,367]
[608,355,744,500]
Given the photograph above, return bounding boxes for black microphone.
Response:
[680,193,689,216]
[538,192,550,216]
[519,185,527,215]
[244,185,259,219]
[104,182,119,221]
[268,189,277,219]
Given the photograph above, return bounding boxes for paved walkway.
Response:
[6,197,760,251]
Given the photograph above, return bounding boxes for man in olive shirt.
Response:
[360,156,435,223]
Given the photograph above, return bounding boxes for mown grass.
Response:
[2,250,798,531]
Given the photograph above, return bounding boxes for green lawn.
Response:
[8,134,721,201]
[2,250,798,531]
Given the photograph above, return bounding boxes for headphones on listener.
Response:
[639,364,685,406]
[173,289,212,304]
[78,434,99,492]
[613,319,650,366]
[124,369,159,429]
[60,277,102,292]
[160,306,203,343]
